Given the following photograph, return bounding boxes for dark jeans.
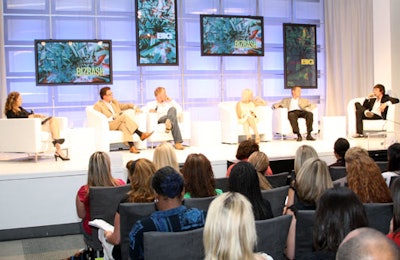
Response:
[288,110,313,134]
[355,102,382,134]
[158,107,183,143]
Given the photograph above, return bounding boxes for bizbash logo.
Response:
[157,32,173,39]
[301,59,315,65]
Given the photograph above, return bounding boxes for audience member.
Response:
[284,158,333,259]
[273,86,316,141]
[93,86,152,154]
[128,166,206,259]
[75,152,126,246]
[293,144,318,176]
[102,158,156,259]
[387,178,400,247]
[345,147,392,203]
[148,86,185,150]
[229,162,273,220]
[353,84,399,137]
[382,143,400,186]
[299,187,368,260]
[336,227,399,260]
[329,138,350,167]
[181,153,222,198]
[203,192,273,260]
[226,139,273,176]
[248,151,273,190]
[4,91,69,160]
[152,142,180,172]
[236,88,267,144]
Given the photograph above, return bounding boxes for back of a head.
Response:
[391,178,400,234]
[87,151,113,186]
[314,187,368,252]
[204,192,256,260]
[127,158,156,202]
[334,138,350,158]
[336,227,399,260]
[248,151,269,174]
[236,139,259,160]
[294,145,318,173]
[152,166,184,199]
[387,143,400,171]
[296,158,333,204]
[153,142,179,171]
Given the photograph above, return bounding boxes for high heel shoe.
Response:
[52,138,65,146]
[54,151,70,161]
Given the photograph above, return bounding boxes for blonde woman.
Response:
[248,151,273,190]
[203,192,273,260]
[293,145,318,174]
[236,88,266,144]
[153,142,180,172]
[284,158,333,259]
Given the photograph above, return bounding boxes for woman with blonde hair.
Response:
[248,151,272,190]
[345,147,392,203]
[203,192,273,260]
[236,88,266,144]
[75,152,125,245]
[293,145,318,174]
[4,91,69,160]
[284,158,333,259]
[153,142,179,171]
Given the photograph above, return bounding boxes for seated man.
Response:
[273,86,316,141]
[148,86,185,150]
[354,84,399,137]
[94,86,152,154]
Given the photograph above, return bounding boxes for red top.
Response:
[387,232,400,247]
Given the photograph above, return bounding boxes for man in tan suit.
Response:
[273,86,315,141]
[94,86,153,153]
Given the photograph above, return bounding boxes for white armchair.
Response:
[218,101,273,144]
[143,103,191,147]
[272,107,319,138]
[0,117,68,161]
[85,106,147,151]
[347,97,396,136]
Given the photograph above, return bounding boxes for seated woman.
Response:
[203,192,273,260]
[248,151,273,190]
[75,152,126,247]
[181,153,222,198]
[152,142,180,172]
[345,147,392,203]
[284,158,333,259]
[229,161,273,220]
[102,158,156,259]
[4,91,69,160]
[387,178,400,246]
[129,166,206,259]
[236,88,266,144]
[299,187,368,260]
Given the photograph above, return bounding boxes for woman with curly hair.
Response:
[345,147,392,203]
[181,153,222,198]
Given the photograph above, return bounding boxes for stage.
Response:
[0,132,395,240]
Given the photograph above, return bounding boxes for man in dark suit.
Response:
[273,86,316,141]
[93,86,153,153]
[354,84,399,137]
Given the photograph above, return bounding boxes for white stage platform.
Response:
[0,131,395,239]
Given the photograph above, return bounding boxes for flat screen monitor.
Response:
[34,39,113,85]
[200,14,264,56]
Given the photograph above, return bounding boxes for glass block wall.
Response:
[2,0,325,127]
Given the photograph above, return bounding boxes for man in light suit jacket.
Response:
[93,86,153,153]
[273,86,316,141]
[354,84,399,137]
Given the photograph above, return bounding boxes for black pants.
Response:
[355,102,382,134]
[288,110,313,134]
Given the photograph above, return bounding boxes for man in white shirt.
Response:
[273,86,316,141]
[149,87,184,150]
[93,86,153,153]
[354,84,399,137]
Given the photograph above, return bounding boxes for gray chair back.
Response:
[295,210,316,258]
[119,202,156,260]
[88,185,130,250]
[364,202,393,234]
[266,172,290,188]
[215,177,229,192]
[375,161,388,172]
[144,227,204,260]
[184,196,216,211]
[255,215,292,260]
[261,185,289,217]
[329,166,347,181]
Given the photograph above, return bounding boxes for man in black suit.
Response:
[354,84,399,137]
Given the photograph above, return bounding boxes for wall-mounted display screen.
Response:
[200,14,264,56]
[34,39,113,85]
